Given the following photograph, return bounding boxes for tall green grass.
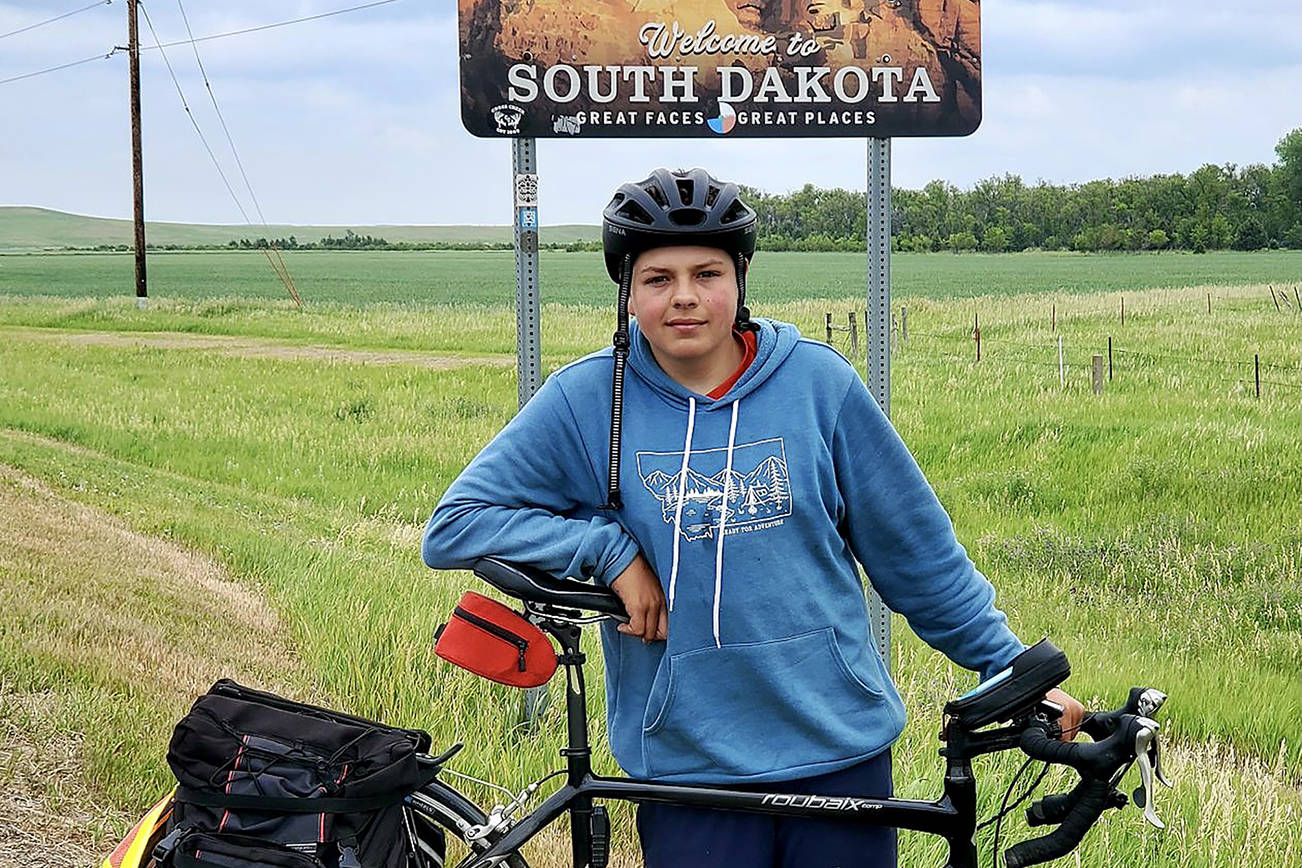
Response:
[0,282,1296,865]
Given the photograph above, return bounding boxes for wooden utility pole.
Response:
[128,0,147,307]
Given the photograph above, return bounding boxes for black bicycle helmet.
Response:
[598,168,759,511]
[602,168,758,280]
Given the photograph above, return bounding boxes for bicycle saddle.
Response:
[473,557,629,621]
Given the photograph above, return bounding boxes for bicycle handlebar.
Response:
[1002,690,1169,868]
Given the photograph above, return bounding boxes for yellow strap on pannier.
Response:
[102,789,175,868]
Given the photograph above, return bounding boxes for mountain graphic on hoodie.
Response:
[638,444,791,540]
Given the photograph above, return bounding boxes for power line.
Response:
[138,2,302,305]
[0,48,119,86]
[0,0,403,88]
[173,0,301,304]
[0,0,112,41]
[138,0,402,52]
[136,2,251,224]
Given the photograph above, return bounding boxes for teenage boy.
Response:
[422,168,1082,867]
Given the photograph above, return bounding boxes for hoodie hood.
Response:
[627,317,801,408]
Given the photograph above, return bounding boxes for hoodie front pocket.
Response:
[641,627,894,780]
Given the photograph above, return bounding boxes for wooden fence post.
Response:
[1120,296,1125,326]
[1271,286,1281,313]
[1107,336,1113,380]
[1294,286,1301,312]
[974,312,981,362]
[1255,354,1260,398]
[1058,335,1065,387]
[849,311,859,356]
[1207,292,1211,314]
[1051,303,1056,331]
[1092,354,1103,395]
[901,306,908,343]
[825,312,833,344]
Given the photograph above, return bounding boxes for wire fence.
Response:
[820,297,1302,397]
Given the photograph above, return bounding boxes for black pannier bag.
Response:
[160,680,439,868]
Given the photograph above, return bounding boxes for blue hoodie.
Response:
[423,318,1024,784]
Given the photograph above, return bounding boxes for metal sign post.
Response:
[865,136,893,670]
[512,138,542,407]
[512,138,547,723]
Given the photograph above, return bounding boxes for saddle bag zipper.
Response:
[453,606,530,672]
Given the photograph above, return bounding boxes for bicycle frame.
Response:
[431,618,1014,868]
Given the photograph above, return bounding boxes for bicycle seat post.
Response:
[536,620,592,782]
[539,619,596,867]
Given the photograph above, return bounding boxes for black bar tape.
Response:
[1019,726,1087,768]
[1026,782,1088,827]
[1003,778,1111,868]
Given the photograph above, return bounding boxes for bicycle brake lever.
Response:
[1148,732,1172,789]
[1136,688,1167,718]
[1131,718,1165,829]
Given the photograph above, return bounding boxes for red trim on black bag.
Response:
[435,591,558,688]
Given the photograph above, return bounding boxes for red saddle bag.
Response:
[435,591,558,688]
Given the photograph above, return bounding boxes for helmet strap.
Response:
[602,253,633,511]
[735,251,758,332]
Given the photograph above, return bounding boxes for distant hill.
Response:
[0,206,601,250]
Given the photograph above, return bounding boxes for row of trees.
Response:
[227,231,517,251]
[741,129,1301,253]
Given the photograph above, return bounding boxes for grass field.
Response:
[0,256,1298,866]
[0,248,1296,309]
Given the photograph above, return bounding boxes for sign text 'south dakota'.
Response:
[506,64,941,106]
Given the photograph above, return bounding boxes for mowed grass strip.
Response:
[0,464,307,863]
[0,283,1296,866]
[0,326,513,368]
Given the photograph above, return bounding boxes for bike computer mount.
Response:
[944,639,1071,732]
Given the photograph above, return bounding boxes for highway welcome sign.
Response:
[459,0,981,138]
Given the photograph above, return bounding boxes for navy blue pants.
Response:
[637,750,897,868]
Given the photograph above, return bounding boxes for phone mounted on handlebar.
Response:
[945,640,1073,731]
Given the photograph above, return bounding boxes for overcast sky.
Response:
[1,0,1298,226]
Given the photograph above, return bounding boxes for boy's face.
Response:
[629,245,739,369]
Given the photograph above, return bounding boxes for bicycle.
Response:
[400,557,1171,868]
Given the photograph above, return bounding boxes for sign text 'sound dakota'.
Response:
[506,64,941,105]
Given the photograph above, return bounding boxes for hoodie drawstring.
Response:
[712,399,740,648]
[667,396,697,611]
[663,396,741,648]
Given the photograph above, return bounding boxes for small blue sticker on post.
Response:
[519,208,538,230]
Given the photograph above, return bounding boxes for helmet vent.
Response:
[675,179,693,206]
[646,184,669,210]
[704,185,720,208]
[668,208,706,227]
[721,199,749,224]
[616,200,654,225]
